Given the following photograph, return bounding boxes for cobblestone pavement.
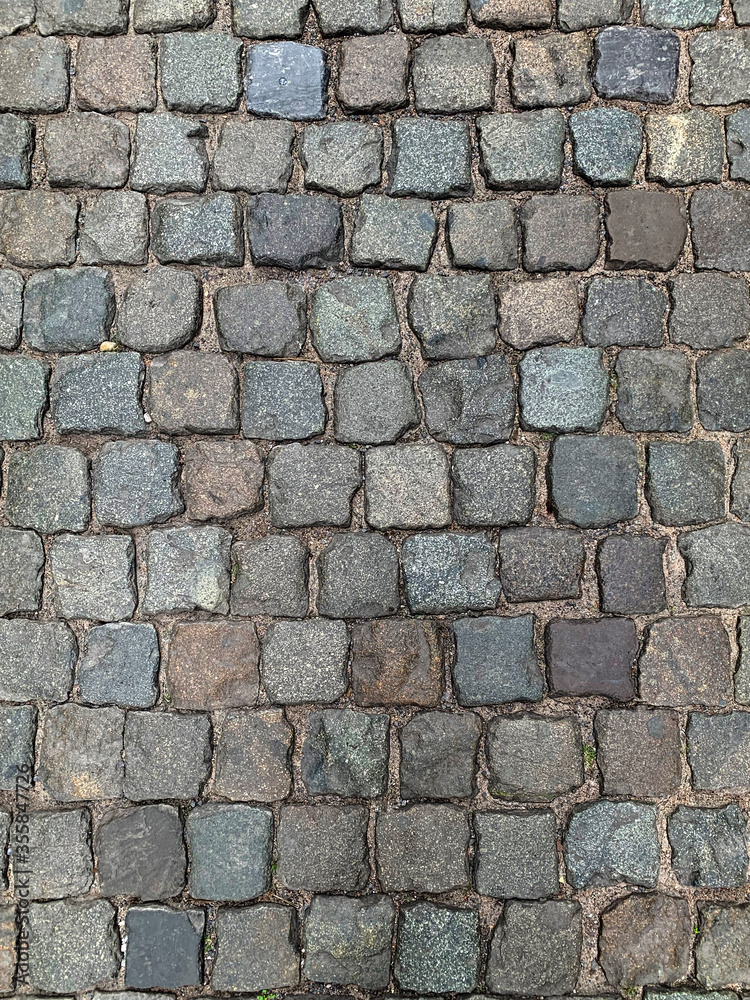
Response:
[0,0,750,994]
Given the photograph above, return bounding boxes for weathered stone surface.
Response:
[365,444,450,530]
[78,623,159,709]
[24,267,114,352]
[334,360,418,444]
[96,805,186,900]
[519,347,608,433]
[690,29,750,105]
[486,900,582,995]
[596,707,682,798]
[687,711,750,791]
[36,0,127,32]
[446,201,518,271]
[400,711,481,799]
[606,189,687,270]
[498,527,585,602]
[51,353,146,437]
[0,0,34,36]
[261,619,349,704]
[583,277,666,348]
[351,194,437,271]
[732,440,750,523]
[93,441,183,528]
[697,349,750,431]
[478,111,564,191]
[231,536,308,618]
[0,191,77,267]
[594,26,680,102]
[246,41,328,120]
[500,277,579,350]
[597,535,667,615]
[0,528,44,616]
[521,193,600,272]
[679,523,750,607]
[166,622,259,711]
[277,804,369,892]
[50,534,136,622]
[131,114,208,195]
[118,267,201,352]
[475,809,559,898]
[647,440,725,526]
[247,193,343,269]
[182,441,264,522]
[646,110,725,185]
[413,36,494,113]
[28,900,120,993]
[452,444,535,527]
[304,894,394,990]
[267,443,360,527]
[0,36,69,113]
[669,804,748,888]
[0,356,48,441]
[419,356,516,444]
[599,893,693,988]
[80,191,149,266]
[124,906,204,989]
[0,705,35,790]
[0,267,23,349]
[696,904,750,989]
[186,803,272,901]
[148,351,238,435]
[643,0,720,24]
[547,617,638,701]
[76,36,157,112]
[216,280,304,356]
[408,274,496,360]
[124,711,212,801]
[487,713,583,801]
[301,121,382,197]
[549,435,639,529]
[669,272,750,349]
[559,0,633,28]
[38,703,124,802]
[311,276,399,362]
[302,709,389,797]
[351,618,443,707]
[511,33,592,108]
[313,0,392,33]
[0,619,76,702]
[317,532,399,619]
[389,118,472,199]
[142,526,232,615]
[213,709,292,802]
[395,903,479,994]
[571,107,642,185]
[233,0,306,36]
[160,31,242,113]
[398,0,468,30]
[403,532,501,614]
[565,801,660,889]
[44,113,129,189]
[151,193,244,267]
[616,349,694,433]
[453,615,542,707]
[213,119,294,194]
[0,113,32,188]
[691,189,750,272]
[24,809,93,901]
[212,904,299,992]
[337,33,409,111]
[470,0,553,26]
[727,109,750,180]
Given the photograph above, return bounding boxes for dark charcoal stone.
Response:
[669,272,750,349]
[615,349,694,433]
[487,713,583,801]
[599,893,692,988]
[317,532,399,619]
[583,277,666,348]
[419,355,516,444]
[304,894,394,991]
[351,618,443,708]
[395,903,479,994]
[399,711,481,799]
[277,804,369,892]
[549,435,640,529]
[247,193,343,269]
[475,809,559,899]
[547,617,638,701]
[246,41,328,120]
[669,804,749,888]
[595,707,682,798]
[215,280,305,356]
[5,446,90,534]
[498,526,585,602]
[95,804,186,900]
[606,189,687,270]
[564,801,660,888]
[646,440,725,526]
[690,189,750,272]
[697,349,750,432]
[302,709,389,797]
[679,522,750,608]
[486,900,582,995]
[594,26,680,102]
[402,532,500,614]
[125,906,204,989]
[597,535,667,615]
[687,711,750,792]
[185,803,272,902]
[151,193,244,266]
[452,614,543,707]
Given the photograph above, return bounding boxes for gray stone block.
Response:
[93,440,183,528]
[697,349,750,431]
[261,619,349,704]
[452,614,543,707]
[669,804,748,888]
[595,707,682,798]
[311,276,400,362]
[36,0,127,32]
[123,711,212,801]
[313,0,392,32]
[133,0,216,30]
[231,536,308,618]
[147,350,239,435]
[301,122,382,197]
[599,892,692,988]
[28,900,120,993]
[594,26,680,102]
[669,272,750,349]
[402,531,501,613]
[246,41,328,120]
[302,709,389,797]
[689,189,750,271]
[304,894,394,990]
[559,0,633,30]
[452,444,535,527]
[0,619,76,702]
[351,194,437,271]
[79,191,149,266]
[75,35,157,112]
[96,804,186,900]
[486,900,582,995]
[679,522,750,607]
[583,277,666,348]
[475,809,559,898]
[212,904,299,991]
[267,443,360,527]
[642,0,719,24]
[616,349,693,433]
[336,32,409,111]
[124,906,204,989]
[142,525,232,615]
[728,109,750,180]
[0,268,23,349]
[696,904,750,989]
[277,804,369,892]
[186,803,272,902]
[317,533,399,619]
[413,35,494,113]
[247,192,343,269]
[398,0,467,29]
[389,118,472,199]
[118,267,201,353]
[478,110,565,189]
[690,29,750,105]
[216,280,305,356]
[549,434,640,529]
[521,193,600,271]
[24,267,115,352]
[519,346,608,433]
[0,191,77,268]
[151,193,244,266]
[378,804,470,892]
[131,113,208,194]
[399,711,481,799]
[0,37,69,113]
[0,113,32,188]
[571,107,642,185]
[50,353,146,437]
[0,704,36,790]
[487,712,583,800]
[44,113,129,188]
[51,534,136,622]
[498,526,585,602]
[24,809,93,901]
[597,535,667,615]
[213,709,293,802]
[78,623,159,709]
[37,704,125,802]
[646,110,725,185]
[365,443,450,530]
[446,200,518,271]
[408,273,496,360]
[0,356,48,441]
[687,711,750,791]
[233,0,307,36]
[212,120,294,193]
[395,903,479,994]
[160,31,242,113]
[334,360,418,445]
[565,801,660,889]
[243,358,326,440]
[0,528,43,615]
[419,355,516,444]
[646,440,725,526]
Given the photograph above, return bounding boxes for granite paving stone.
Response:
[594,26,680,102]
[452,443,536,526]
[261,618,349,704]
[691,189,750,272]
[118,267,202,353]
[413,36,495,113]
[365,444,451,530]
[230,536,308,618]
[5,444,91,535]
[669,804,748,888]
[92,440,183,527]
[486,712,583,800]
[37,703,125,802]
[475,809,559,898]
[134,0,217,30]
[643,0,720,24]
[78,623,159,709]
[165,621,259,710]
[597,535,667,615]
[599,893,693,988]
[75,36,157,112]
[395,903,479,994]
[547,617,638,701]
[246,41,328,120]
[124,906,204,989]
[35,0,127,33]
[0,191,78,268]
[211,904,299,991]
[595,707,682,798]
[216,280,305,356]
[646,110,725,185]
[142,526,232,615]
[0,619,76,702]
[0,114,33,188]
[690,29,750,105]
[478,111,566,190]
[0,356,48,441]
[606,189,687,270]
[0,268,23,349]
[646,440,725,526]
[399,711,481,799]
[470,0,553,27]
[212,120,294,193]
[558,0,634,29]
[697,349,750,431]
[311,276,398,362]
[130,114,209,195]
[549,435,640,529]
[0,36,69,113]
[727,109,750,180]
[247,192,343,269]
[498,526,585,602]
[151,193,244,266]
[616,349,694,433]
[232,0,307,36]
[669,272,750,349]
[50,353,146,437]
[22,809,92,901]
[334,360,418,444]
[44,113,129,189]
[79,192,149,266]
[312,0,393,33]
[277,804,369,892]
[446,200,518,270]
[398,0,468,30]
[186,803,272,901]
[732,440,750,522]
[679,522,750,607]
[28,900,120,993]
[696,904,750,989]
[147,351,238,435]
[50,534,136,622]
[336,33,410,111]
[303,894,394,990]
[583,277,667,348]
[571,107,643,185]
[564,801,660,888]
[0,705,36,790]
[389,118,472,199]
[317,532,400,618]
[24,267,115,352]
[519,347,608,433]
[95,804,186,899]
[687,711,750,791]
[351,618,443,707]
[0,527,44,615]
[500,277,579,350]
[302,709,390,797]
[213,709,293,802]
[123,711,212,801]
[521,194,601,272]
[486,900,582,995]
[511,33,593,108]
[419,355,516,443]
[408,273,496,360]
[403,531,501,613]
[301,122,382,197]
[350,194,437,271]
[242,362,324,441]
[267,443,360,527]
[160,32,242,113]
[182,439,264,521]
[452,614,542,706]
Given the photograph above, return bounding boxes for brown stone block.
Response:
[351,618,443,707]
[167,622,259,710]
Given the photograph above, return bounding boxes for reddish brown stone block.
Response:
[639,615,733,707]
[182,440,264,521]
[167,622,259,710]
[76,37,157,113]
[351,618,443,707]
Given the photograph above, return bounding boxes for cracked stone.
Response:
[486,900,582,995]
[419,355,516,444]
